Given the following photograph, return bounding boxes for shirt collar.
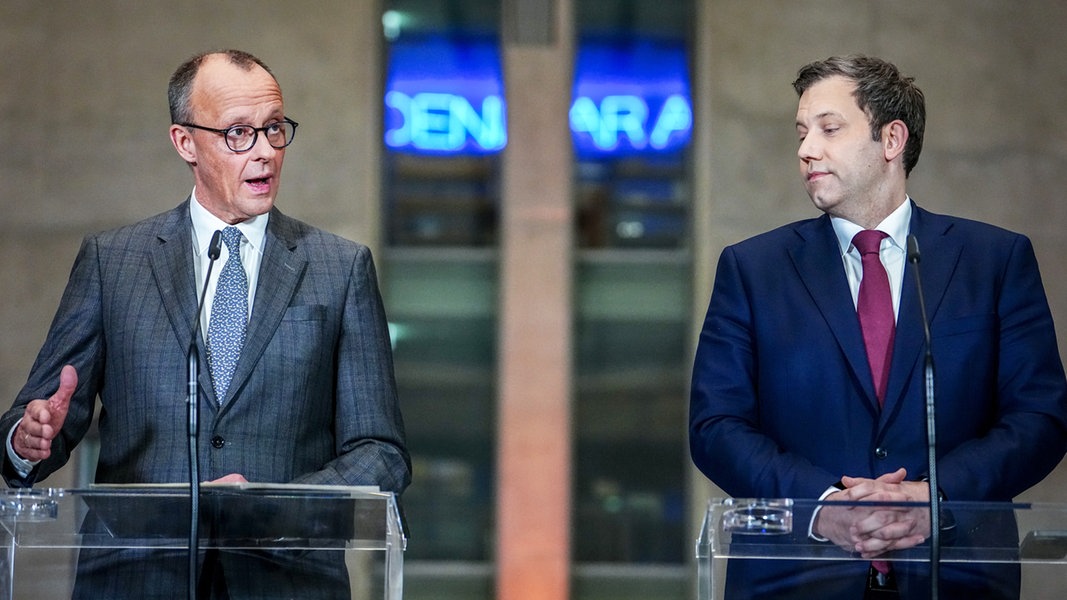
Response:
[189,188,269,257]
[830,197,912,256]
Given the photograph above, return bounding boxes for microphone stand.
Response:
[907,234,939,600]
[187,230,221,600]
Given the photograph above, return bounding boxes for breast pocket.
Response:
[930,313,996,340]
[266,305,332,368]
[282,304,328,322]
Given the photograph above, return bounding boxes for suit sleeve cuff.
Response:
[6,418,40,479]
[808,482,845,542]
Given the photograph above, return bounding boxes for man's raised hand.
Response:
[14,365,76,462]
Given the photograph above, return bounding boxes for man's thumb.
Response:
[52,364,78,413]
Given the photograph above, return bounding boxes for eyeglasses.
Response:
[177,118,298,153]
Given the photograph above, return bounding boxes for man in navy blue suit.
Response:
[689,55,1067,599]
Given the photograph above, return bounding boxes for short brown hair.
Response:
[793,55,925,176]
[168,49,276,124]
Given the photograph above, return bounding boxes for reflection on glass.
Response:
[572,5,693,600]
[572,1,693,252]
[384,258,496,564]
[574,261,690,564]
[383,1,502,248]
[381,5,501,600]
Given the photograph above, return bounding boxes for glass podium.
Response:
[697,498,1067,599]
[0,486,405,599]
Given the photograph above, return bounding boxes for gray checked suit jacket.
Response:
[1,199,410,491]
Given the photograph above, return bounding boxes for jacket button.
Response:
[874,447,888,459]
[211,436,225,449]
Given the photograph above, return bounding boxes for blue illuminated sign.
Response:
[384,34,507,155]
[570,36,693,157]
[383,34,692,158]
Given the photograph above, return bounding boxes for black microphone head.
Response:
[906,234,921,264]
[208,230,223,261]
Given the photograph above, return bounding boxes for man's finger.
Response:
[48,365,77,422]
[874,468,908,484]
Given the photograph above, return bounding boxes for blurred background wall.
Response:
[2,1,1065,599]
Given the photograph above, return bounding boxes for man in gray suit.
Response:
[1,50,410,597]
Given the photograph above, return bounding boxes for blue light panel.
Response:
[570,35,693,157]
[383,34,692,158]
[384,34,507,155]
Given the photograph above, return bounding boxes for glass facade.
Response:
[381,4,501,598]
[381,1,693,598]
[573,257,690,564]
[571,1,693,597]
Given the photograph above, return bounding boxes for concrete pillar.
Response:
[496,1,574,599]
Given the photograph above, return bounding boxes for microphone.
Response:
[907,234,940,599]
[186,229,221,600]
[207,230,223,261]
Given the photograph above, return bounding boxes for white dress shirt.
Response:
[189,189,268,336]
[830,198,912,319]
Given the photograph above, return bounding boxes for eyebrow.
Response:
[796,111,844,129]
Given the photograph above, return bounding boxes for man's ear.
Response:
[882,119,909,163]
[169,124,197,165]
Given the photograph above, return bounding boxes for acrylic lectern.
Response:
[697,498,1067,599]
[0,485,405,599]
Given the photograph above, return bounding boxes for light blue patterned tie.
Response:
[207,226,248,401]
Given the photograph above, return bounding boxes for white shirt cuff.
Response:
[807,484,840,542]
[7,418,40,479]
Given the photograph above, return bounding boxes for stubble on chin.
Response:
[806,187,834,215]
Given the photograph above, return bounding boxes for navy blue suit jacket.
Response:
[690,202,1067,598]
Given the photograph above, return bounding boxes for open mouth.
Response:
[245,177,272,192]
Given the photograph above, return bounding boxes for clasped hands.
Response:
[813,468,931,558]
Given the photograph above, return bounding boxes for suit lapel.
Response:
[222,209,308,406]
[151,201,200,357]
[785,206,963,419]
[882,204,960,418]
[150,200,221,405]
[788,216,881,412]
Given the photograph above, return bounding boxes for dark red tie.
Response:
[854,230,896,582]
[853,230,894,406]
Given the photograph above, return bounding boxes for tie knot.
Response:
[221,226,243,254]
[853,230,888,256]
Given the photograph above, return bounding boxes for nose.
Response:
[247,131,280,159]
[798,135,818,162]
